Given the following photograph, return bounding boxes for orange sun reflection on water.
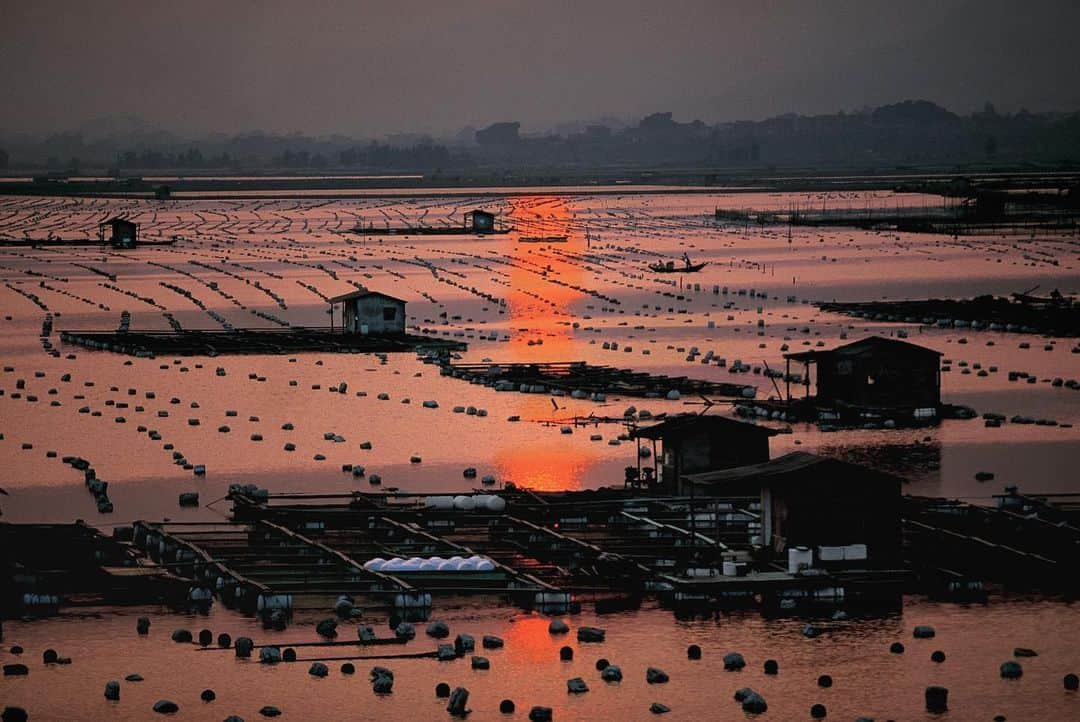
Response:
[505,196,586,361]
[494,197,603,491]
[499,613,569,664]
[493,438,595,492]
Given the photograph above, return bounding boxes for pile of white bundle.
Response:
[424,494,506,512]
[365,554,496,573]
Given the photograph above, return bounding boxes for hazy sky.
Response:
[2,0,1079,138]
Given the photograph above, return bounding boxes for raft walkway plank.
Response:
[59,327,466,357]
[443,360,754,398]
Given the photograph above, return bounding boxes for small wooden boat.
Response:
[648,260,708,273]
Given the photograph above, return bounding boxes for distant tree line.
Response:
[3,100,1080,173]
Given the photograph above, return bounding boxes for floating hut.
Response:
[99,217,138,249]
[685,452,903,568]
[328,288,406,335]
[629,414,777,493]
[783,336,942,413]
[464,209,496,233]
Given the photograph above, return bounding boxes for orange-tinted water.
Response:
[1,190,1078,720]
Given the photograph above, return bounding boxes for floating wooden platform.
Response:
[350,226,510,236]
[1,522,190,612]
[519,235,568,243]
[218,487,906,612]
[442,361,756,399]
[59,327,466,357]
[817,296,1080,337]
[903,495,1080,593]
[0,237,178,248]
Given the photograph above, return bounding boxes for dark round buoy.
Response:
[436,682,451,698]
[817,674,832,688]
[1065,673,1079,691]
[687,644,702,660]
[931,650,946,663]
[500,699,516,713]
[890,642,905,654]
[282,648,297,663]
[198,629,213,647]
[925,685,949,713]
[810,703,827,719]
[200,689,216,702]
[9,646,23,655]
[43,649,58,664]
[763,659,778,675]
[341,663,355,675]
[559,646,573,661]
[217,633,232,649]
[2,707,30,722]
[595,658,610,671]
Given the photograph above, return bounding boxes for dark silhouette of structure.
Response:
[99,217,138,248]
[784,336,942,410]
[685,451,903,567]
[630,414,777,493]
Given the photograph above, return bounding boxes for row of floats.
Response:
[363,555,498,573]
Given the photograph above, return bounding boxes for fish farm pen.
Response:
[715,194,1080,235]
[102,485,914,620]
[441,361,758,399]
[815,296,1080,338]
[57,327,467,357]
[6,484,1078,626]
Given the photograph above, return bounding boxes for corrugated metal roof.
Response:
[629,413,779,440]
[784,335,942,363]
[328,288,407,304]
[683,451,902,487]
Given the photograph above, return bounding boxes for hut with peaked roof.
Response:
[99,217,138,249]
[328,288,406,335]
[464,209,496,233]
[629,414,778,493]
[685,451,903,567]
[783,336,942,410]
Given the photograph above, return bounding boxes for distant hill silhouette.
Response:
[3,100,1079,172]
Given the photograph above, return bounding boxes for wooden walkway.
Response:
[443,360,756,398]
[59,327,466,357]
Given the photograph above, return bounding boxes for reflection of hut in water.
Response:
[328,288,406,335]
[99,217,138,248]
[629,414,777,493]
[784,336,942,413]
[685,451,903,568]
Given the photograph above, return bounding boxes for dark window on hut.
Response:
[383,306,397,321]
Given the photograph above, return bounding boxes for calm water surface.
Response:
[1,190,1078,720]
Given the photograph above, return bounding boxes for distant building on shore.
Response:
[328,288,406,335]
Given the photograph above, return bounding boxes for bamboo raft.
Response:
[59,327,466,357]
[441,361,756,399]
